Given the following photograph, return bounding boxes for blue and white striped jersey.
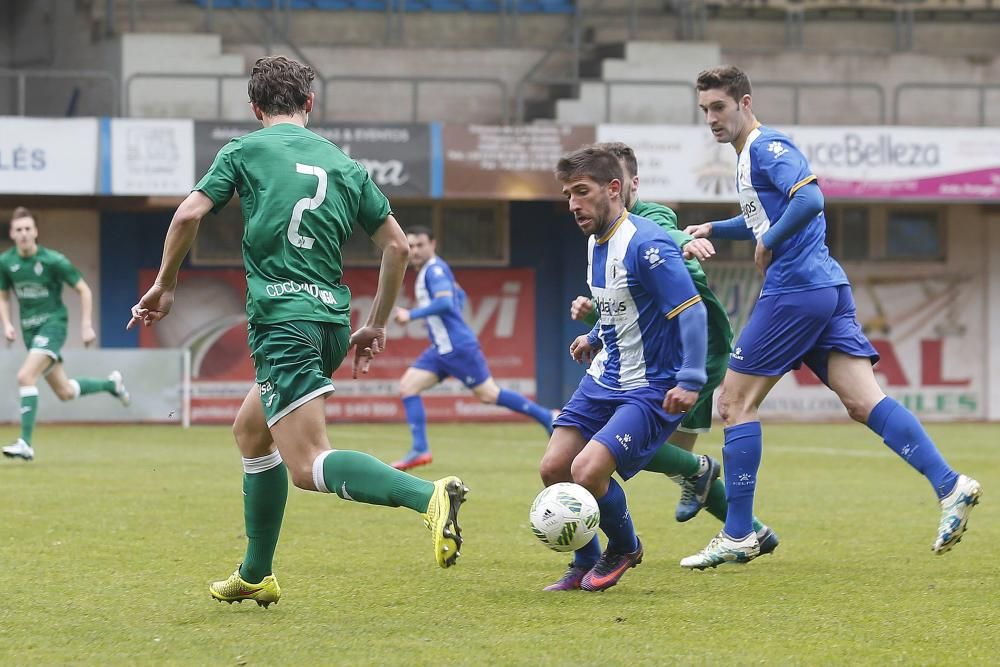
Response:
[737,125,848,296]
[587,211,703,390]
[415,256,477,354]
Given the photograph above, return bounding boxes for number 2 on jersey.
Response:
[287,163,327,250]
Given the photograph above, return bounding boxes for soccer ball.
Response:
[529,482,600,552]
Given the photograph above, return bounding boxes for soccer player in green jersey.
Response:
[128,56,468,608]
[569,143,778,554]
[1,207,130,462]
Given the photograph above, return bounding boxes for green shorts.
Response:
[23,321,67,365]
[677,347,728,434]
[248,320,350,427]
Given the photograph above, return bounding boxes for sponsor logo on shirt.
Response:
[594,296,628,317]
[264,281,337,305]
[15,283,50,299]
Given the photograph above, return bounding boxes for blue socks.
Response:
[722,421,762,540]
[574,536,602,570]
[402,395,429,454]
[496,388,554,434]
[596,478,638,554]
[867,396,958,499]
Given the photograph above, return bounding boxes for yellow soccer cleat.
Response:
[209,567,281,608]
[422,476,469,568]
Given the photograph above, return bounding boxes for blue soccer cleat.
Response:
[675,455,720,522]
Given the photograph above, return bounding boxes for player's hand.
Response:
[684,222,713,239]
[393,307,411,325]
[663,386,698,414]
[127,283,175,330]
[755,240,772,276]
[349,325,386,378]
[81,325,97,347]
[683,238,716,262]
[3,323,15,344]
[569,335,597,364]
[570,296,593,321]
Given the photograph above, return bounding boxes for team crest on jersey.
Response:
[34,262,43,276]
[10,264,19,272]
[767,141,788,159]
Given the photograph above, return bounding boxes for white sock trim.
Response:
[242,450,283,475]
[312,449,335,493]
[19,386,39,398]
[67,379,81,399]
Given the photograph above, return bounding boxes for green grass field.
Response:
[2,422,998,665]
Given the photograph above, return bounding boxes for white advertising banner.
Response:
[705,264,986,421]
[110,118,195,195]
[0,350,186,423]
[597,125,1000,202]
[0,117,98,194]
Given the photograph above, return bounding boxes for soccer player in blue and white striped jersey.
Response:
[540,146,708,591]
[680,66,981,569]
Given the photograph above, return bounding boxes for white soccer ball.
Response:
[529,482,600,552]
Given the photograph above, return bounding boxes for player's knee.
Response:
[53,386,75,401]
[474,387,496,404]
[539,454,570,486]
[842,397,872,424]
[15,369,35,386]
[716,389,735,424]
[570,459,607,499]
[288,463,315,491]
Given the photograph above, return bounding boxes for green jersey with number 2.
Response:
[194,123,390,325]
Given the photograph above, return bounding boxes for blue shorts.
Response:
[553,375,684,481]
[412,344,491,388]
[729,284,879,384]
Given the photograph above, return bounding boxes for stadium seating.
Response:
[192,0,576,13]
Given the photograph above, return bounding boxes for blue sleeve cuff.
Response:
[586,321,602,348]
[675,302,708,391]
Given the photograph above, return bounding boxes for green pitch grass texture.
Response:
[2,423,998,665]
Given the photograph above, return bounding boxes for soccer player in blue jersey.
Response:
[391,226,556,470]
[541,146,707,591]
[679,66,981,569]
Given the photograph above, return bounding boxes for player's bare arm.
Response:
[350,214,408,377]
[0,290,14,343]
[128,191,214,329]
[72,278,97,346]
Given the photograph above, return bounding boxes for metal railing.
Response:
[322,76,510,124]
[894,82,1000,126]
[124,72,261,119]
[0,69,119,117]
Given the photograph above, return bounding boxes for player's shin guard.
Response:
[496,388,554,433]
[315,449,434,512]
[402,395,430,453]
[722,421,762,540]
[19,386,38,444]
[595,478,638,554]
[867,396,959,499]
[240,451,288,585]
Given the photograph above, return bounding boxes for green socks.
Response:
[239,452,288,584]
[643,441,702,477]
[316,449,433,513]
[19,386,38,444]
[72,377,116,396]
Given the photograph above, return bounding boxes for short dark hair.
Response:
[248,56,315,116]
[11,206,33,223]
[555,146,624,187]
[406,225,434,240]
[595,142,637,178]
[696,66,752,102]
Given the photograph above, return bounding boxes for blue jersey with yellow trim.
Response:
[587,212,702,390]
[737,125,848,296]
[415,256,478,354]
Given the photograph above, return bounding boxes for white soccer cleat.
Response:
[2,438,35,461]
[680,531,760,570]
[109,370,131,407]
[932,474,982,555]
